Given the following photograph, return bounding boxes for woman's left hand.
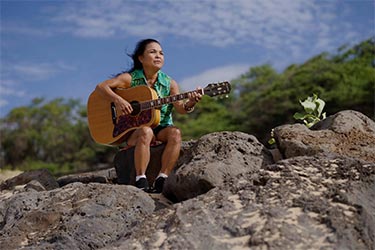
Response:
[188,87,203,105]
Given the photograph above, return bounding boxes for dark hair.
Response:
[129,38,160,72]
[113,38,161,77]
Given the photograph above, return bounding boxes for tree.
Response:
[230,37,374,144]
[0,98,112,175]
[174,95,235,140]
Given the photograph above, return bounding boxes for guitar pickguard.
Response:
[113,110,154,137]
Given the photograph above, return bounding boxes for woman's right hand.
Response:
[96,73,133,116]
[114,97,133,115]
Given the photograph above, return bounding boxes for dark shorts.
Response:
[121,125,172,149]
[152,125,171,136]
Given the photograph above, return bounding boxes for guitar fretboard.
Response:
[140,89,204,110]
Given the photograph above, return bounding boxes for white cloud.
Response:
[0,80,26,108]
[178,64,250,91]
[4,0,368,63]
[0,61,76,108]
[47,0,366,60]
[12,64,58,80]
[1,22,54,37]
[2,61,75,81]
[0,99,8,108]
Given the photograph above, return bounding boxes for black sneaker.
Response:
[153,176,166,193]
[135,177,149,191]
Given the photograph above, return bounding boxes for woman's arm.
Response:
[95,73,133,115]
[170,79,202,114]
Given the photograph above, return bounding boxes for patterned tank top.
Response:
[130,69,174,127]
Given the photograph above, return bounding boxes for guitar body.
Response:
[87,85,160,146]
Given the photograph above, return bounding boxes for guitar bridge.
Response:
[110,102,117,125]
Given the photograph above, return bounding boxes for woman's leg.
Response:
[127,126,155,176]
[156,126,182,175]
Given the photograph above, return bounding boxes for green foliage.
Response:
[230,37,374,144]
[0,98,112,175]
[174,95,236,140]
[293,94,326,128]
[267,129,276,145]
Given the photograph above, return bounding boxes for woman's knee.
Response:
[140,126,154,137]
[135,127,154,144]
[168,127,182,144]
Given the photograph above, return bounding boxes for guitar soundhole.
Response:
[113,110,153,137]
[130,101,141,116]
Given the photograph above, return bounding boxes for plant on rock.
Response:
[293,94,326,128]
[268,93,327,146]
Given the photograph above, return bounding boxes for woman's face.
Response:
[139,42,164,70]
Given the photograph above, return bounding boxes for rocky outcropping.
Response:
[274,110,375,162]
[0,110,374,250]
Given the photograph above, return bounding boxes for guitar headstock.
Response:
[203,81,231,97]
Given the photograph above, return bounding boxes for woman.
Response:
[96,38,202,193]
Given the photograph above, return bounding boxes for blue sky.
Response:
[1,0,374,117]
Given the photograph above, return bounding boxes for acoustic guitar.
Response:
[87,81,231,146]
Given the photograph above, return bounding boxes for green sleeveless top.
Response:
[130,69,174,127]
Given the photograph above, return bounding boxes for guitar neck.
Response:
[140,89,204,110]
